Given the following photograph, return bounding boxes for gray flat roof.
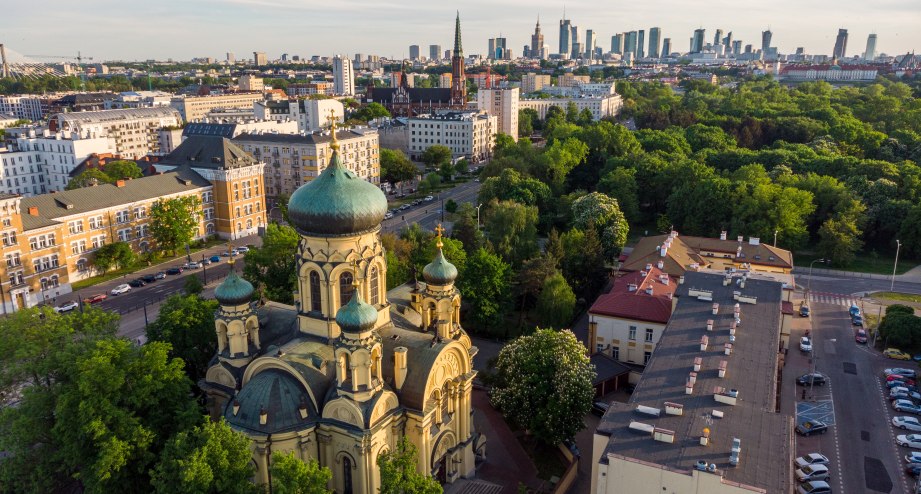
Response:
[596,271,792,493]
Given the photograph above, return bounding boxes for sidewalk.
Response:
[471,389,540,493]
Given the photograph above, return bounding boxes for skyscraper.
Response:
[559,16,572,58]
[833,28,849,58]
[570,25,581,59]
[226,52,235,64]
[495,37,508,59]
[451,12,467,107]
[611,34,624,54]
[714,29,723,47]
[624,31,638,56]
[332,55,354,96]
[662,38,671,57]
[691,29,705,53]
[409,45,421,60]
[761,30,772,54]
[723,32,733,54]
[429,45,442,60]
[648,27,661,58]
[531,17,545,59]
[585,29,598,59]
[637,30,646,59]
[488,38,497,60]
[864,33,877,60]
[732,40,743,55]
[253,51,267,67]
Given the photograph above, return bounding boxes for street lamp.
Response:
[774,229,779,247]
[806,258,827,303]
[891,239,902,292]
[475,203,483,230]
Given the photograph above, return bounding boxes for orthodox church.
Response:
[200,117,484,492]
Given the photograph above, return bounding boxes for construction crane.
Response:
[23,51,95,89]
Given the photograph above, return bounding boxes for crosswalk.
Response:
[807,291,857,307]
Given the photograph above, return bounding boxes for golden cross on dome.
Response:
[350,258,360,288]
[327,109,339,151]
[435,223,445,248]
[227,241,235,265]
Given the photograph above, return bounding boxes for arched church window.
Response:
[442,382,451,421]
[339,272,353,307]
[342,456,353,494]
[309,271,321,312]
[370,266,380,306]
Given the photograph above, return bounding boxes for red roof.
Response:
[781,301,795,315]
[589,266,676,324]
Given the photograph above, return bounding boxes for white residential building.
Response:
[170,92,264,122]
[519,93,622,121]
[333,55,355,96]
[477,87,520,141]
[253,99,344,133]
[0,130,118,195]
[49,107,182,159]
[405,111,496,162]
[104,91,173,109]
[0,95,44,121]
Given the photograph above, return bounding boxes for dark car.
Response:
[165,267,184,275]
[852,316,863,327]
[796,373,827,386]
[855,329,868,344]
[795,420,828,436]
[907,464,921,478]
[210,255,221,263]
[591,401,610,417]
[800,305,810,317]
[154,271,167,280]
[128,279,147,288]
[141,274,157,283]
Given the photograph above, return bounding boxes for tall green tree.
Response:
[817,216,864,266]
[351,102,391,122]
[146,294,219,382]
[484,200,539,266]
[150,196,202,255]
[451,203,484,255]
[900,205,921,259]
[93,241,137,272]
[380,148,418,191]
[66,168,114,189]
[103,160,144,181]
[378,437,442,494]
[270,451,333,494]
[536,273,577,329]
[242,223,299,303]
[151,419,258,494]
[420,145,452,169]
[571,192,629,261]
[457,248,511,332]
[491,328,595,445]
[559,227,607,300]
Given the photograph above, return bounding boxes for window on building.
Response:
[117,229,131,242]
[339,272,353,307]
[310,271,322,312]
[645,328,654,342]
[369,267,379,306]
[628,326,637,340]
[68,221,84,234]
[612,347,620,360]
[644,351,652,365]
[76,259,87,272]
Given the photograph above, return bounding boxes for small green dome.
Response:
[423,247,458,285]
[335,289,378,333]
[215,270,254,306]
[287,148,388,237]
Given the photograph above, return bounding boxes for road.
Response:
[382,180,481,234]
[800,274,921,299]
[793,295,911,494]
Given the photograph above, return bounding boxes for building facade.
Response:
[49,107,182,160]
[0,95,44,121]
[253,99,345,133]
[519,93,623,121]
[0,129,118,194]
[406,111,496,162]
[239,75,265,92]
[171,93,264,122]
[201,127,484,492]
[476,88,519,141]
[233,128,380,198]
[520,73,551,93]
[333,55,355,96]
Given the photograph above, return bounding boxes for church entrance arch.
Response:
[430,431,457,484]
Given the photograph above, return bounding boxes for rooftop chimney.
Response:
[28,206,38,216]
[749,237,760,246]
[259,407,268,425]
[115,179,126,187]
[737,235,743,243]
[394,347,408,391]
[720,231,727,241]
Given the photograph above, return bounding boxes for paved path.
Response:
[471,389,540,493]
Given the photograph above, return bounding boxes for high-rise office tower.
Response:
[648,27,661,58]
[661,38,671,57]
[714,29,723,47]
[864,33,877,60]
[409,45,421,60]
[429,45,442,60]
[332,55,354,96]
[833,28,848,58]
[570,25,581,58]
[531,17,544,59]
[637,30,646,58]
[495,37,508,59]
[732,40,743,55]
[611,34,624,54]
[744,44,753,54]
[585,29,598,59]
[624,31,638,56]
[488,38,497,60]
[559,16,572,58]
[691,29,706,53]
[226,52,235,64]
[253,51,267,66]
[723,32,733,54]
[761,30,772,53]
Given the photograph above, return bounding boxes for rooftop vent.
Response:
[654,427,675,444]
[629,421,655,434]
[749,237,760,246]
[720,231,727,241]
[628,283,638,292]
[635,405,661,417]
[737,235,743,243]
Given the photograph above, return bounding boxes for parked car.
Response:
[384,212,394,220]
[186,261,201,269]
[165,267,184,275]
[886,368,918,378]
[849,304,861,317]
[424,195,434,202]
[799,305,810,317]
[141,274,157,283]
[897,434,921,449]
[236,246,250,253]
[201,258,212,266]
[891,387,921,401]
[889,374,917,383]
[794,453,830,469]
[796,480,832,494]
[894,400,921,414]
[795,464,830,483]
[54,301,79,313]
[855,329,868,344]
[85,293,107,304]
[110,284,131,296]
[886,349,913,361]
[154,271,167,280]
[894,416,921,432]
[796,373,827,386]
[800,336,813,352]
[795,420,828,436]
[887,380,917,389]
[590,401,610,417]
[906,464,921,477]
[906,452,921,464]
[128,279,147,288]
[210,255,221,263]
[852,315,864,327]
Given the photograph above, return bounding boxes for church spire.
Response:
[454,11,463,58]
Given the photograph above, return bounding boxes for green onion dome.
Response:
[335,289,378,333]
[215,270,254,306]
[423,247,458,285]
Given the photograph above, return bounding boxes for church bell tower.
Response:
[450,12,467,107]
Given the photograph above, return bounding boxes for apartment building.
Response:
[253,98,344,133]
[286,82,333,97]
[0,129,119,194]
[519,93,623,121]
[233,127,379,197]
[622,232,794,277]
[49,107,182,160]
[405,111,496,162]
[239,75,265,92]
[520,73,552,93]
[0,135,266,313]
[0,95,44,121]
[170,92,264,122]
[477,87,520,140]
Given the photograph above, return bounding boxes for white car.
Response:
[894,416,921,432]
[186,261,201,269]
[795,464,830,483]
[800,336,813,352]
[907,452,921,464]
[890,387,921,401]
[894,400,921,414]
[897,434,921,449]
[110,283,131,296]
[54,301,79,313]
[794,453,830,469]
[236,246,250,253]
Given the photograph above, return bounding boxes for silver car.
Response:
[894,416,921,432]
[795,464,830,483]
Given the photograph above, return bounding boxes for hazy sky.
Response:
[3,0,919,63]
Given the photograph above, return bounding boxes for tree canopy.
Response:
[146,294,219,383]
[242,223,299,303]
[378,437,442,494]
[149,196,202,255]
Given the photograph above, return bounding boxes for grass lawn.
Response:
[873,292,921,304]
[795,251,916,276]
[516,434,568,482]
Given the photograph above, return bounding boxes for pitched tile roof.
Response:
[590,266,676,324]
[623,233,793,276]
[158,134,258,170]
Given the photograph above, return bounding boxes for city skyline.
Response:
[1,0,918,62]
